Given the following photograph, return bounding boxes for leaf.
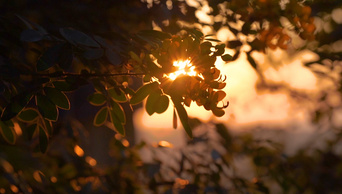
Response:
[0,121,16,144]
[130,82,157,105]
[109,109,125,136]
[221,54,233,61]
[105,49,122,65]
[43,119,53,136]
[204,38,221,42]
[17,108,39,122]
[58,44,73,70]
[44,87,70,110]
[20,29,43,42]
[37,44,63,71]
[26,124,37,140]
[107,88,127,103]
[36,94,58,121]
[109,99,126,124]
[59,28,100,48]
[129,51,142,64]
[171,97,192,138]
[1,93,33,121]
[87,93,107,106]
[247,52,257,69]
[227,40,242,49]
[83,48,104,60]
[173,108,177,129]
[137,30,171,40]
[145,90,169,115]
[39,126,48,153]
[52,81,76,92]
[93,106,108,126]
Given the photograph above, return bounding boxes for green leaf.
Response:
[107,88,127,103]
[130,82,157,105]
[1,93,33,121]
[36,94,58,121]
[93,106,108,126]
[109,109,125,136]
[0,121,16,144]
[171,97,192,138]
[60,28,100,47]
[17,108,39,122]
[227,40,242,49]
[87,93,107,106]
[39,126,48,153]
[44,87,70,110]
[109,99,126,124]
[221,54,233,61]
[145,90,169,115]
[129,51,142,64]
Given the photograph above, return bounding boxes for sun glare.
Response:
[167,59,197,80]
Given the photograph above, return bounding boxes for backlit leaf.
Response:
[94,106,108,126]
[109,99,126,124]
[108,88,127,103]
[109,109,125,136]
[0,121,16,144]
[130,82,157,105]
[44,87,70,110]
[87,93,107,106]
[145,90,169,115]
[39,126,48,153]
[129,51,142,64]
[171,97,192,138]
[36,94,58,121]
[17,108,39,122]
[43,119,53,136]
[1,93,33,121]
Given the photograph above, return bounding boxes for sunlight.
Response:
[167,60,197,80]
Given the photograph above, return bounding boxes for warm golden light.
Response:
[74,145,84,157]
[158,140,173,148]
[85,156,97,166]
[168,59,197,80]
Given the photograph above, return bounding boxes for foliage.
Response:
[0,0,341,193]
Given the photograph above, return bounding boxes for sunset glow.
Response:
[167,60,197,80]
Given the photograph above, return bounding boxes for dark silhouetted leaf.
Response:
[83,48,104,60]
[44,87,70,110]
[108,88,127,103]
[52,81,76,92]
[138,30,171,40]
[221,54,233,61]
[17,108,39,122]
[39,126,48,153]
[36,94,58,121]
[60,28,100,48]
[94,106,108,126]
[173,108,177,129]
[37,44,63,71]
[130,82,157,105]
[247,52,257,69]
[105,49,122,65]
[1,93,33,121]
[109,109,125,136]
[26,124,37,140]
[58,44,73,70]
[87,93,107,106]
[227,40,242,49]
[0,121,16,144]
[171,97,192,138]
[241,22,251,35]
[20,29,43,42]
